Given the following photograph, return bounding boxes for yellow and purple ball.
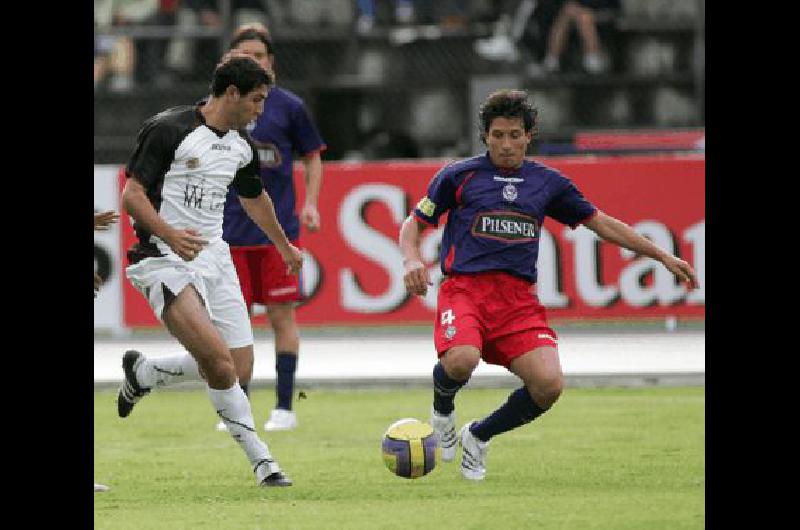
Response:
[381,418,439,479]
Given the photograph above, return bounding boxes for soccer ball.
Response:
[381,418,438,479]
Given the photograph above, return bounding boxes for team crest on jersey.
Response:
[416,196,436,217]
[256,142,282,168]
[187,158,200,169]
[472,211,539,242]
[502,183,518,202]
[445,325,457,339]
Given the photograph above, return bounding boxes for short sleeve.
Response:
[288,101,325,155]
[545,174,598,228]
[412,165,457,227]
[126,118,179,188]
[230,139,263,198]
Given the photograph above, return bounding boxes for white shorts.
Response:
[125,238,254,349]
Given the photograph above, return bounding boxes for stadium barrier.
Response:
[94,155,704,330]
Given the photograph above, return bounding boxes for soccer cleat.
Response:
[255,459,292,487]
[431,408,457,462]
[117,350,151,418]
[94,483,110,492]
[459,422,489,481]
[260,471,293,487]
[264,408,297,431]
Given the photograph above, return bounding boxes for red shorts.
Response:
[230,241,303,308]
[433,271,558,368]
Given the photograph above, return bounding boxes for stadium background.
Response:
[93,0,704,386]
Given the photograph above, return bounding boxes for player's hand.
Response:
[94,210,120,231]
[164,228,208,262]
[300,203,320,232]
[94,271,103,297]
[279,243,304,275]
[662,255,698,289]
[403,258,432,296]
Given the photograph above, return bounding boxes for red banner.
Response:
[121,155,705,327]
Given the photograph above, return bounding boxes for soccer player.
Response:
[399,89,698,481]
[116,56,302,487]
[217,23,326,432]
[94,209,119,493]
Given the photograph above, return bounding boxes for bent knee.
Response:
[530,377,564,409]
[202,356,237,388]
[442,346,481,379]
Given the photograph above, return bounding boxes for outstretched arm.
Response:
[584,211,697,288]
[399,215,432,296]
[239,191,303,274]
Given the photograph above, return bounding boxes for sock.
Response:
[470,386,546,442]
[136,353,201,389]
[207,381,280,477]
[275,352,297,411]
[432,361,467,415]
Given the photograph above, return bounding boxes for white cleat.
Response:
[94,483,110,492]
[459,422,489,481]
[431,408,457,462]
[264,408,298,431]
[215,420,228,432]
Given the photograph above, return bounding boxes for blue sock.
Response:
[275,352,297,411]
[433,362,467,415]
[470,387,546,442]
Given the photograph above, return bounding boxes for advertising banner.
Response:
[116,155,705,327]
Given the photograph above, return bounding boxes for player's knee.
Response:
[202,356,237,388]
[443,347,481,380]
[531,376,563,409]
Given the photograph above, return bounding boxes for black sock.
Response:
[275,352,297,411]
[470,386,546,442]
[433,361,467,415]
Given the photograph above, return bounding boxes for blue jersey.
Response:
[222,87,325,246]
[413,153,597,284]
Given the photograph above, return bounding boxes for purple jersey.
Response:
[413,153,597,284]
[222,87,325,245]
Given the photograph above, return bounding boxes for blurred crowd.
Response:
[93,0,635,92]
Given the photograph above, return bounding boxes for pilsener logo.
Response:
[471,211,539,242]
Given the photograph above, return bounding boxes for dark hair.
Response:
[210,56,273,97]
[478,89,538,143]
[230,27,273,55]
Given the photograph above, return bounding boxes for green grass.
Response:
[94,386,704,529]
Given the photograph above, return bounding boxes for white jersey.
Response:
[125,104,263,263]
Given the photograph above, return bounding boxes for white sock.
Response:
[136,353,201,388]
[207,381,281,479]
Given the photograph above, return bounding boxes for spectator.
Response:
[542,0,620,74]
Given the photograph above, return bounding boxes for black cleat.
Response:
[260,471,293,487]
[117,350,151,418]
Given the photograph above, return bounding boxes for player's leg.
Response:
[256,242,303,432]
[162,284,291,486]
[430,277,484,461]
[264,302,300,431]
[215,345,255,432]
[460,341,561,481]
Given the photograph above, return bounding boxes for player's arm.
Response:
[584,211,697,288]
[299,150,323,232]
[399,216,433,296]
[121,176,208,261]
[238,191,303,274]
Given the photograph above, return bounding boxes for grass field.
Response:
[94,386,704,529]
